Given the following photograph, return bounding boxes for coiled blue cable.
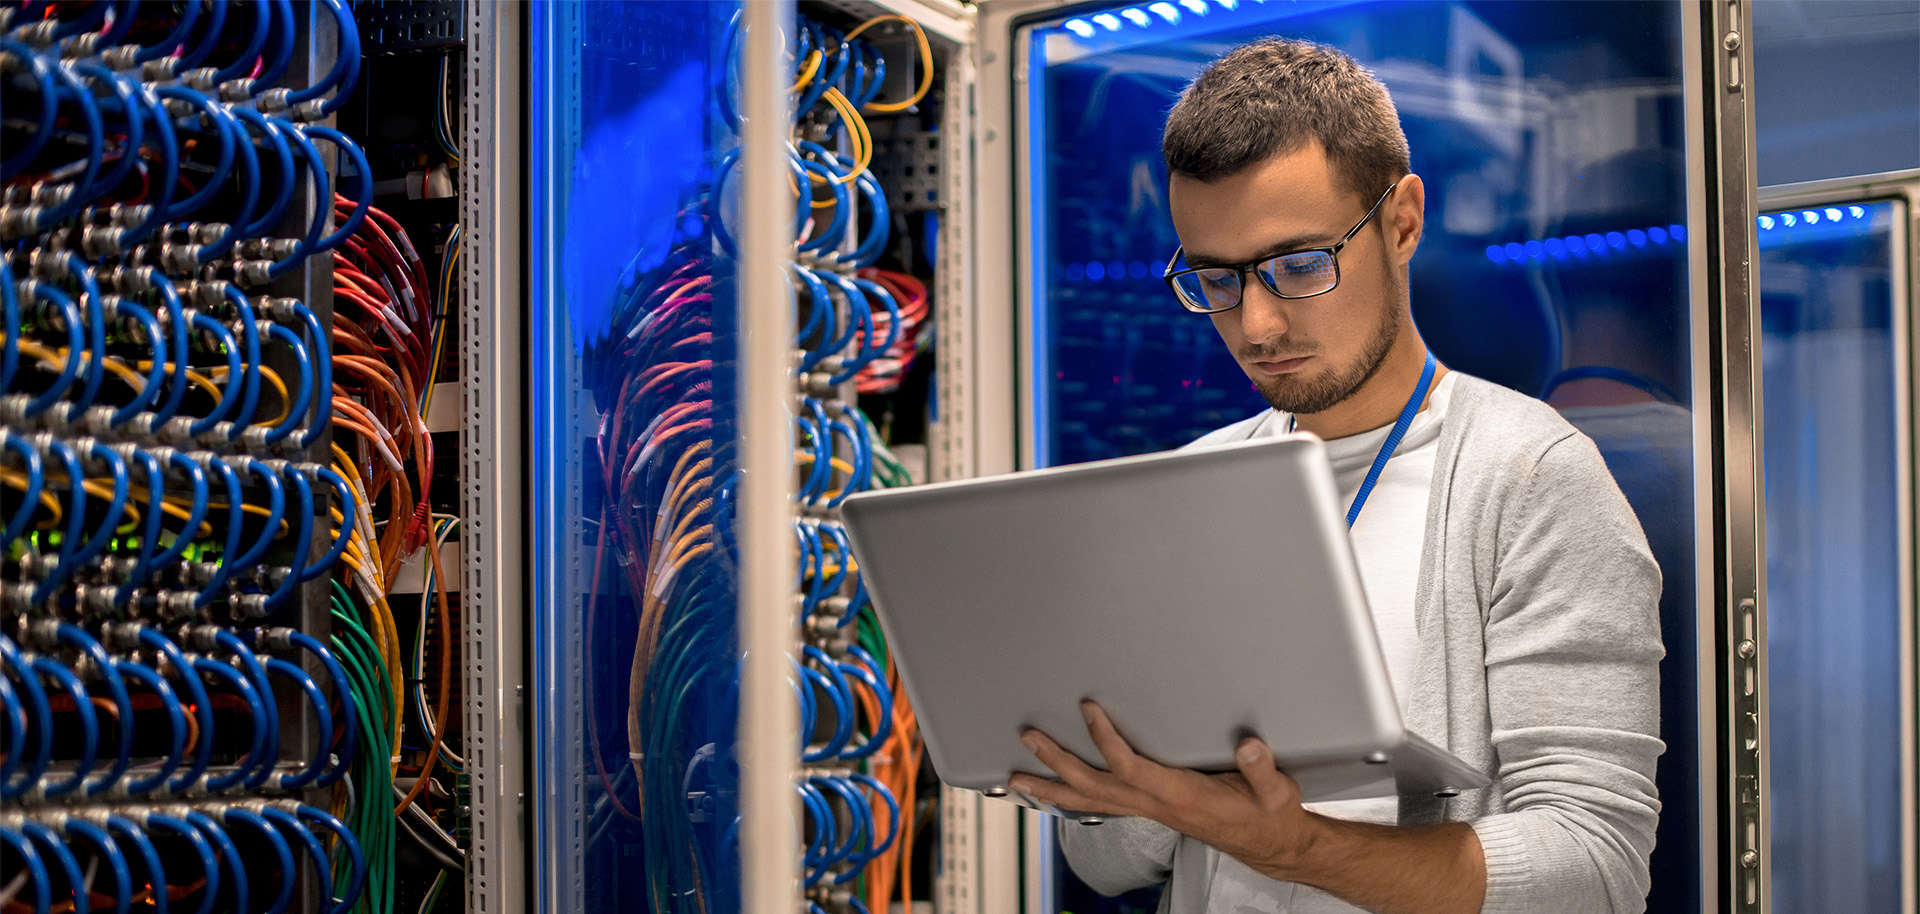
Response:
[230,107,296,238]
[21,820,85,914]
[289,0,361,111]
[72,63,144,208]
[112,657,185,794]
[106,814,169,914]
[227,807,296,914]
[194,654,268,792]
[21,282,85,416]
[836,646,892,760]
[147,274,192,422]
[185,311,243,435]
[0,41,57,176]
[0,636,53,799]
[36,63,105,227]
[211,628,280,790]
[184,810,249,914]
[265,656,332,788]
[303,124,371,250]
[285,630,357,786]
[306,467,357,583]
[55,623,135,794]
[174,0,231,68]
[262,466,313,608]
[800,645,854,762]
[218,284,265,434]
[147,451,210,576]
[209,0,272,84]
[122,85,179,242]
[293,300,333,446]
[147,812,219,914]
[114,447,166,600]
[195,454,246,606]
[51,253,109,408]
[262,322,313,443]
[221,460,287,591]
[247,0,297,93]
[296,805,365,914]
[135,627,213,792]
[29,655,95,798]
[65,817,133,914]
[0,662,21,789]
[196,102,260,262]
[0,433,45,547]
[0,825,49,913]
[153,85,234,220]
[1,261,18,392]
[262,806,332,913]
[132,0,201,63]
[107,299,167,423]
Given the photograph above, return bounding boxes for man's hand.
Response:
[1010,701,1319,876]
[1012,701,1487,914]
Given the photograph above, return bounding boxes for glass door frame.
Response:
[967,1,1771,912]
[1757,168,1920,914]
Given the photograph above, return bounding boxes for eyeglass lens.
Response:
[1172,250,1340,312]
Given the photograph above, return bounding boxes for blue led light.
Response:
[1149,2,1181,23]
[1669,224,1686,241]
[1583,233,1606,254]
[1105,260,1125,280]
[1825,207,1843,222]
[1093,12,1122,30]
[1180,0,1210,13]
[1606,231,1626,249]
[1504,242,1525,261]
[1648,226,1669,244]
[1066,262,1086,281]
[1486,245,1506,263]
[1850,205,1866,219]
[1128,261,1150,278]
[1063,18,1096,37]
[1085,261,1106,280]
[1781,212,1797,227]
[1544,237,1567,259]
[1213,0,1239,9]
[1564,235,1587,255]
[1524,240,1546,260]
[1757,215,1775,231]
[1627,229,1647,246]
[1801,210,1820,225]
[1121,8,1152,27]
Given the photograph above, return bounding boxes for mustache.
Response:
[1240,344,1316,361]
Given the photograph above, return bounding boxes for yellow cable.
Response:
[0,469,63,525]
[791,49,823,92]
[819,87,873,182]
[846,15,935,113]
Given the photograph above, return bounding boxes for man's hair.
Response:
[1162,39,1410,203]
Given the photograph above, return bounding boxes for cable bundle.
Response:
[0,2,417,912]
[784,13,932,914]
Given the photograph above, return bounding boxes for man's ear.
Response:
[1386,173,1426,266]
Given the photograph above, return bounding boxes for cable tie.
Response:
[629,752,645,761]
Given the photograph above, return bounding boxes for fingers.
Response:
[1015,729,1131,817]
[1081,701,1145,775]
[1233,738,1295,808]
[1021,728,1102,782]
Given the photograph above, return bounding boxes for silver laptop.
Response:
[838,436,1488,818]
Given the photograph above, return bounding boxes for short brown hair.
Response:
[1162,39,1409,203]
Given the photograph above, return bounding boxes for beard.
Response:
[1246,293,1402,416]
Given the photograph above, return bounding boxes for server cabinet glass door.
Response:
[1759,193,1914,914]
[530,4,745,912]
[1015,2,1703,911]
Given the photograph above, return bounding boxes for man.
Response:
[1008,40,1664,914]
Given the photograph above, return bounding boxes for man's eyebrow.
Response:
[1183,233,1341,268]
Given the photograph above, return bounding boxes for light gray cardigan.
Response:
[1058,373,1665,914]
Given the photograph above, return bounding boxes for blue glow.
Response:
[1085,261,1106,280]
[1504,242,1526,261]
[1544,237,1567,259]
[1486,244,1507,263]
[1628,229,1647,246]
[1128,261,1150,278]
[1180,0,1209,12]
[1213,0,1239,8]
[1063,18,1096,37]
[1107,260,1126,279]
[1669,224,1687,241]
[1584,233,1606,253]
[1606,231,1626,249]
[1824,208,1843,222]
[1093,12,1122,30]
[1758,215,1776,231]
[1564,235,1587,255]
[1781,212,1797,227]
[1648,227,1669,244]
[1121,8,1152,27]
[1066,262,1086,281]
[1524,240,1546,260]
[1149,2,1181,23]
[1802,210,1821,225]
[1850,205,1867,219]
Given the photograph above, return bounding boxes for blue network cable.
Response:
[145,812,220,914]
[106,814,171,914]
[227,806,297,914]
[265,656,333,788]
[0,825,50,914]
[21,820,87,914]
[65,817,134,914]
[112,656,187,794]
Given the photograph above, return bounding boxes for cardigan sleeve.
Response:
[1057,815,1182,896]
[1468,432,1666,914]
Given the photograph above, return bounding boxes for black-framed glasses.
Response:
[1162,181,1400,314]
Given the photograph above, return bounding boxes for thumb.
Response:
[1235,738,1289,805]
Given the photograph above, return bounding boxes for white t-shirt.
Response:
[1192,372,1456,914]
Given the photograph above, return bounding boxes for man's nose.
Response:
[1236,280,1292,345]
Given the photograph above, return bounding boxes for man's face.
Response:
[1168,144,1420,417]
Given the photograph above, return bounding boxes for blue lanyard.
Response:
[1288,351,1439,528]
